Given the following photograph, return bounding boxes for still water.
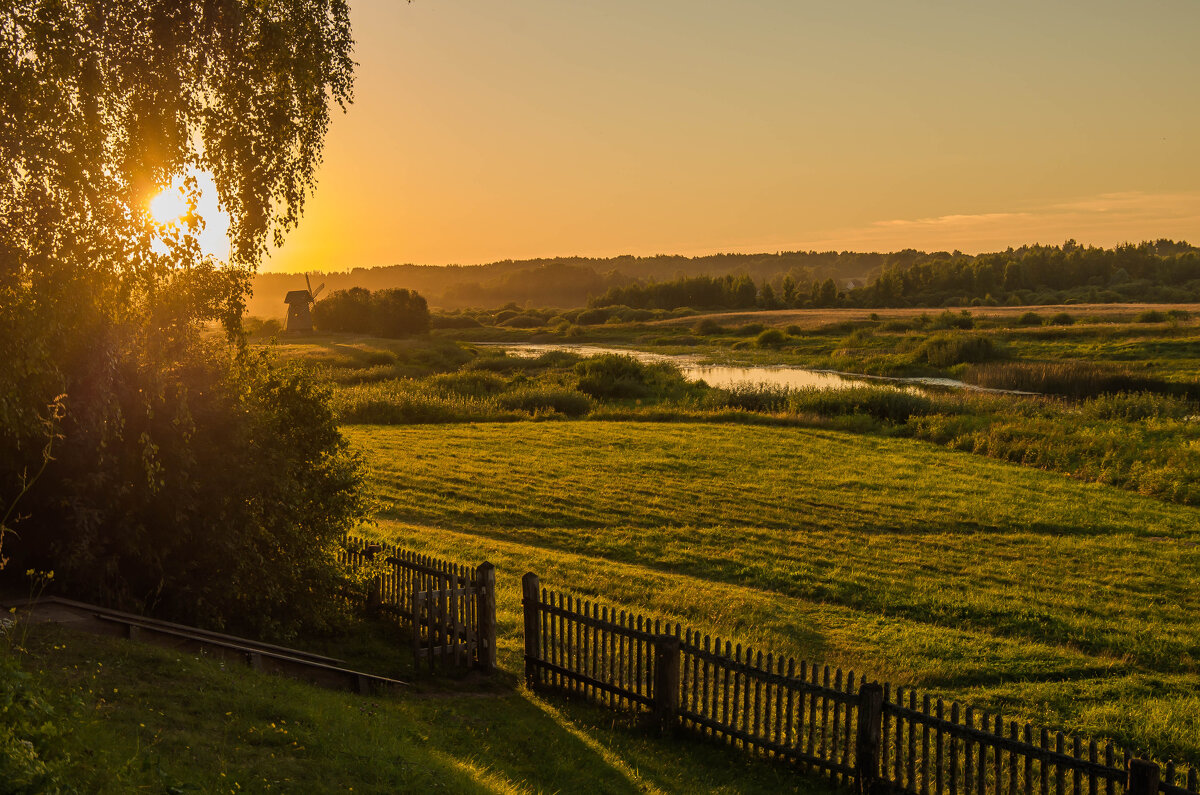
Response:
[484,343,976,392]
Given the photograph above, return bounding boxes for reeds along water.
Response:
[961,362,1172,399]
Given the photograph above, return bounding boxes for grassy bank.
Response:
[6,623,828,793]
[348,422,1200,764]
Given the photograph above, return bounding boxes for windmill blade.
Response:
[311,283,325,300]
[305,273,313,297]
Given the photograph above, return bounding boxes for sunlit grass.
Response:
[16,624,827,793]
[348,421,1200,762]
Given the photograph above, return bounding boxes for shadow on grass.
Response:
[20,623,832,794]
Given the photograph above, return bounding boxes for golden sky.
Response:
[260,0,1200,272]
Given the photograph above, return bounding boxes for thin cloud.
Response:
[872,212,1031,229]
[804,191,1200,253]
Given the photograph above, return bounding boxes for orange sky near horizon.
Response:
[260,0,1200,273]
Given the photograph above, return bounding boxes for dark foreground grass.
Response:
[10,623,830,794]
[348,422,1200,764]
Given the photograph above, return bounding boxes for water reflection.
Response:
[482,343,971,392]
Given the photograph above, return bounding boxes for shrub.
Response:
[15,343,369,640]
[1136,310,1167,323]
[735,323,766,336]
[1017,311,1044,326]
[498,313,545,328]
[1048,313,1075,326]
[785,324,803,336]
[694,318,726,335]
[756,328,787,348]
[244,316,284,337]
[496,388,592,417]
[917,333,1000,367]
[427,371,507,397]
[931,310,974,330]
[575,308,611,325]
[1167,309,1192,321]
[847,328,874,345]
[575,354,690,400]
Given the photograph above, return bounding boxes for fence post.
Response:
[653,634,681,734]
[856,682,885,795]
[1128,759,1160,795]
[365,543,383,615]
[476,562,497,672]
[522,573,541,687]
[410,584,423,674]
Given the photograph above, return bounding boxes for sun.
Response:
[149,185,190,225]
[147,172,232,259]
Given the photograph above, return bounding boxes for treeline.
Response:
[249,250,902,317]
[589,241,1200,311]
[860,240,1200,307]
[312,287,430,337]
[252,241,1200,318]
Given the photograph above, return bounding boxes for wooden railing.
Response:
[521,573,1197,795]
[340,536,495,672]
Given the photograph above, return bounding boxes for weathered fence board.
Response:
[520,573,1198,795]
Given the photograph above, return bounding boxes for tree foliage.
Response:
[583,241,1200,313]
[313,287,431,337]
[0,0,363,638]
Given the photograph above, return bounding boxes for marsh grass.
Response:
[702,384,937,422]
[918,333,1001,367]
[963,361,1174,397]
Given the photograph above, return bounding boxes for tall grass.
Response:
[702,384,939,423]
[962,361,1170,398]
[918,333,1000,367]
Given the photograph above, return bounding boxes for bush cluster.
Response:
[917,334,1001,367]
[575,355,692,400]
[313,287,430,338]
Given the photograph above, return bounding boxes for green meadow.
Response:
[348,421,1200,763]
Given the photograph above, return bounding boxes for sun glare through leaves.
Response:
[147,172,232,260]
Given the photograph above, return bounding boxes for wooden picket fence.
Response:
[521,573,1197,795]
[339,536,495,672]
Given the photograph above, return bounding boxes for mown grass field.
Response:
[348,421,1200,763]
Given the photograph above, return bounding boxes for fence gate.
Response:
[412,581,486,672]
[339,536,496,673]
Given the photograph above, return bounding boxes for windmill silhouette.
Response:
[283,274,325,333]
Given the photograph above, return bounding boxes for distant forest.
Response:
[248,240,1200,318]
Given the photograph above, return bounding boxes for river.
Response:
[480,343,991,393]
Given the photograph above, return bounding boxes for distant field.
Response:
[348,421,1200,763]
[649,303,1200,329]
